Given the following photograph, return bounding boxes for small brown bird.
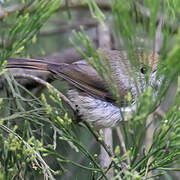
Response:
[6,49,159,129]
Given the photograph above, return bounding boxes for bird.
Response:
[6,49,159,129]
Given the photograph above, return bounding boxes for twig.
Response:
[64,139,96,179]
[145,114,154,179]
[0,1,110,20]
[83,122,123,173]
[97,22,114,179]
[40,20,98,36]
[58,0,110,11]
[155,17,164,53]
[134,0,178,34]
[154,107,166,118]
[1,0,179,36]
[84,121,113,157]
[116,127,130,165]
[100,128,113,178]
[134,1,166,22]
[12,73,76,112]
[0,4,24,19]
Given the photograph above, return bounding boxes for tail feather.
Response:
[7,58,53,71]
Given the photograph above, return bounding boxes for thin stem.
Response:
[116,127,130,165]
[13,73,76,112]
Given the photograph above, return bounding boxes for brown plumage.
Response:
[6,49,159,128]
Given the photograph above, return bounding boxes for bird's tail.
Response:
[6,58,52,71]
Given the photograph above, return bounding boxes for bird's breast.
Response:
[68,89,133,129]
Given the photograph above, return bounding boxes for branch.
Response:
[0,4,24,19]
[0,1,110,20]
[84,121,113,157]
[116,127,130,164]
[97,23,114,178]
[154,17,163,53]
[12,73,76,112]
[1,1,178,35]
[134,0,179,34]
[58,0,110,11]
[40,20,98,36]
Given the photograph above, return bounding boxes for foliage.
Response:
[0,0,180,179]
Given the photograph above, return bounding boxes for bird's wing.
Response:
[6,58,115,102]
[7,56,130,105]
[47,60,115,102]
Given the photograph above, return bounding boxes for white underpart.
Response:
[68,89,134,129]
[67,71,160,129]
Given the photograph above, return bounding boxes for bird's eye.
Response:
[140,66,148,74]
